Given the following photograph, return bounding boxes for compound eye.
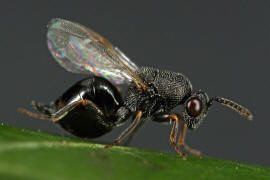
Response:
[186,97,202,117]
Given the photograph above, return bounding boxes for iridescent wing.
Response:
[47,18,146,89]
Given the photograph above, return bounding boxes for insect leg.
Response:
[177,122,201,157]
[104,111,143,149]
[18,99,95,123]
[123,118,147,146]
[31,100,57,115]
[17,108,53,121]
[168,114,187,159]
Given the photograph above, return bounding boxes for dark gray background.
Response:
[1,1,269,166]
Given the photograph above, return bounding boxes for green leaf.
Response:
[0,123,269,180]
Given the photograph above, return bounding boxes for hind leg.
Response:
[18,99,58,122]
[18,99,93,123]
[31,100,57,115]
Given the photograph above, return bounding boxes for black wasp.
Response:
[19,18,253,159]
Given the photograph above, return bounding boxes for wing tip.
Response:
[47,18,70,29]
[47,18,59,29]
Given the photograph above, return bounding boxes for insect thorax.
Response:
[123,67,193,116]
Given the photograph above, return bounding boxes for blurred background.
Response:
[1,1,269,166]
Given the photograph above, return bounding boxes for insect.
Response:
[18,18,253,159]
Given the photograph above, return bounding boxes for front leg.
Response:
[178,122,201,157]
[154,112,201,158]
[167,114,187,159]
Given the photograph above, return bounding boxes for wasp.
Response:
[18,18,253,159]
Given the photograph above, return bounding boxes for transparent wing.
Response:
[47,18,145,87]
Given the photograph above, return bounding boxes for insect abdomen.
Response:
[56,76,123,138]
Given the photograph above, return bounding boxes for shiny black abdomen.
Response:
[56,76,122,138]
